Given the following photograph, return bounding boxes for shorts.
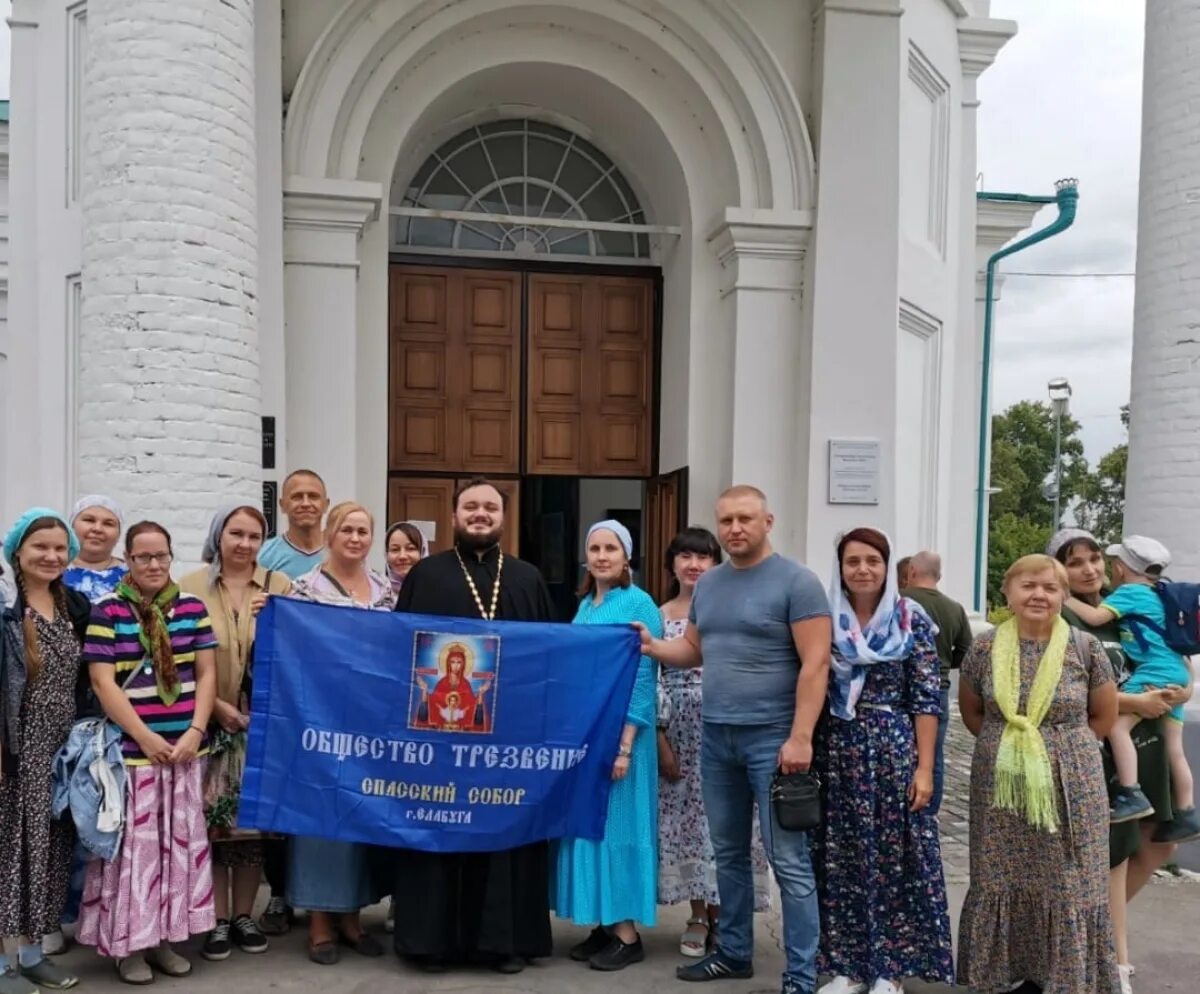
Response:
[1123,669,1186,723]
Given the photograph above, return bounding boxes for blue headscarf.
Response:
[586,519,634,559]
[3,507,80,565]
[826,529,932,720]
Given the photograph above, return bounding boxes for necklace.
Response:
[455,547,504,620]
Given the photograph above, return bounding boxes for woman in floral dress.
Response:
[814,528,953,994]
[958,554,1119,994]
[656,527,770,958]
[287,501,395,966]
[0,509,91,994]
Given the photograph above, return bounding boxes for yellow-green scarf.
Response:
[990,616,1067,833]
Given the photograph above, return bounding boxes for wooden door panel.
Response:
[390,265,520,474]
[643,468,686,603]
[387,478,455,556]
[526,273,654,476]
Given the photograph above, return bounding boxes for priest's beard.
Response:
[454,523,503,553]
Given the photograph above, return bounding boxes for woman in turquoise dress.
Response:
[554,519,663,972]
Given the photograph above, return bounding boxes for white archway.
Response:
[280,0,816,541]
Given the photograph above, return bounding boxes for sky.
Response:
[979,0,1144,461]
[0,1,1142,462]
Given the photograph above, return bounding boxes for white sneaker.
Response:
[818,979,867,994]
[869,981,904,994]
[1118,963,1134,994]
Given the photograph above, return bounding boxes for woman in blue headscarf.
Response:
[552,519,663,973]
[813,528,953,994]
[0,508,91,993]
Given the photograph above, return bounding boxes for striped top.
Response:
[83,592,218,766]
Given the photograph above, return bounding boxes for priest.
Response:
[387,477,558,974]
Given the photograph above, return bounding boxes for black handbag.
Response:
[770,769,821,831]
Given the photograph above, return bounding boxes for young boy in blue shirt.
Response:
[1067,535,1198,840]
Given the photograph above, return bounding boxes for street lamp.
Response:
[1048,377,1072,529]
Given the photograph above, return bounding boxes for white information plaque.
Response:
[828,439,881,505]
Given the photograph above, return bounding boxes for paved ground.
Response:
[25,689,1198,992]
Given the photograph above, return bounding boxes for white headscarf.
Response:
[71,494,125,527]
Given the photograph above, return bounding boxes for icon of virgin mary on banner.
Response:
[409,632,500,732]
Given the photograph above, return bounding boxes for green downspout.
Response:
[973,179,1079,613]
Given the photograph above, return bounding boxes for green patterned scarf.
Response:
[115,576,183,707]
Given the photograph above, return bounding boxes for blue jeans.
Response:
[701,722,819,992]
[929,686,951,815]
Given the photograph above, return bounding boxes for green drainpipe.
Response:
[973,178,1079,613]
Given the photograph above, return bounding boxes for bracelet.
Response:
[189,724,206,736]
[617,746,632,758]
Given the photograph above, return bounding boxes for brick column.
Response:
[80,0,259,562]
[1125,1,1200,576]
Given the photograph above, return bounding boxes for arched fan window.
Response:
[393,119,651,260]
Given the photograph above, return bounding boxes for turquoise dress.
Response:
[553,584,663,927]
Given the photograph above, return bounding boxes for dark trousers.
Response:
[263,837,288,897]
[930,686,951,815]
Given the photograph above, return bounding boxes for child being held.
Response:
[1066,535,1199,840]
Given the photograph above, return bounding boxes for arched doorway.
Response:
[386,119,668,614]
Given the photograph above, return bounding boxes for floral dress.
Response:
[814,609,954,986]
[0,611,80,937]
[957,630,1118,994]
[657,616,771,910]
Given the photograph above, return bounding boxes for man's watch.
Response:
[617,746,633,758]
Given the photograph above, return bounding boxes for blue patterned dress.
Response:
[553,584,663,926]
[814,608,954,985]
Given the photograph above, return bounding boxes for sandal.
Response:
[680,916,710,958]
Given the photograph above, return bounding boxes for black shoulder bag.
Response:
[770,768,822,832]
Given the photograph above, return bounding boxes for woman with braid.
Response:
[78,521,219,985]
[0,509,91,994]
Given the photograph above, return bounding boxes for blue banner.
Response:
[239,597,640,852]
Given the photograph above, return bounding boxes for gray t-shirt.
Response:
[689,553,830,725]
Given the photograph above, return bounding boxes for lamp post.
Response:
[1048,377,1072,530]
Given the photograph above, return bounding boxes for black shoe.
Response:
[676,950,754,982]
[569,926,611,962]
[201,920,232,962]
[1152,806,1200,844]
[258,896,290,936]
[408,955,447,973]
[491,955,525,974]
[231,915,268,954]
[589,936,644,971]
[338,931,384,957]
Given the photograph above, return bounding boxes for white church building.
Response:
[2,0,1041,607]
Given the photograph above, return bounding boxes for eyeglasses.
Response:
[130,553,173,567]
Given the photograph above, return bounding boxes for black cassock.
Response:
[386,543,559,962]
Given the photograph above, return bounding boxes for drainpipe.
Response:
[972,178,1079,613]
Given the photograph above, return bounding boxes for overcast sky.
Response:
[0,1,1141,462]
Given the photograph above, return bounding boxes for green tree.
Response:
[1076,405,1129,545]
[985,400,1088,609]
[988,400,1088,531]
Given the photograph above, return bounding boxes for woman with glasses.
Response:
[77,522,219,985]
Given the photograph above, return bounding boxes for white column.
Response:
[281,176,381,507]
[802,0,903,573]
[943,16,1016,609]
[1124,1,1200,577]
[79,0,260,561]
[708,210,810,554]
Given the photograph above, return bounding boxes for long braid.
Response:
[12,563,43,682]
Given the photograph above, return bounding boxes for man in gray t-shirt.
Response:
[639,486,830,994]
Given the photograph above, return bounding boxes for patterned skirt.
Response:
[78,760,216,958]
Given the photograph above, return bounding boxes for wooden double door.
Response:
[387,262,657,556]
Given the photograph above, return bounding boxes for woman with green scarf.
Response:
[78,521,219,985]
[956,553,1120,994]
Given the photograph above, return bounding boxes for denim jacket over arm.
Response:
[51,716,127,860]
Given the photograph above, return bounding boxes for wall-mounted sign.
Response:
[262,416,276,470]
[263,481,278,538]
[828,439,880,505]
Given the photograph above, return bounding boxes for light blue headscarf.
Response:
[586,519,633,559]
[827,529,931,720]
[3,507,80,565]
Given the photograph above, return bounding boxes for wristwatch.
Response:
[617,745,633,758]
